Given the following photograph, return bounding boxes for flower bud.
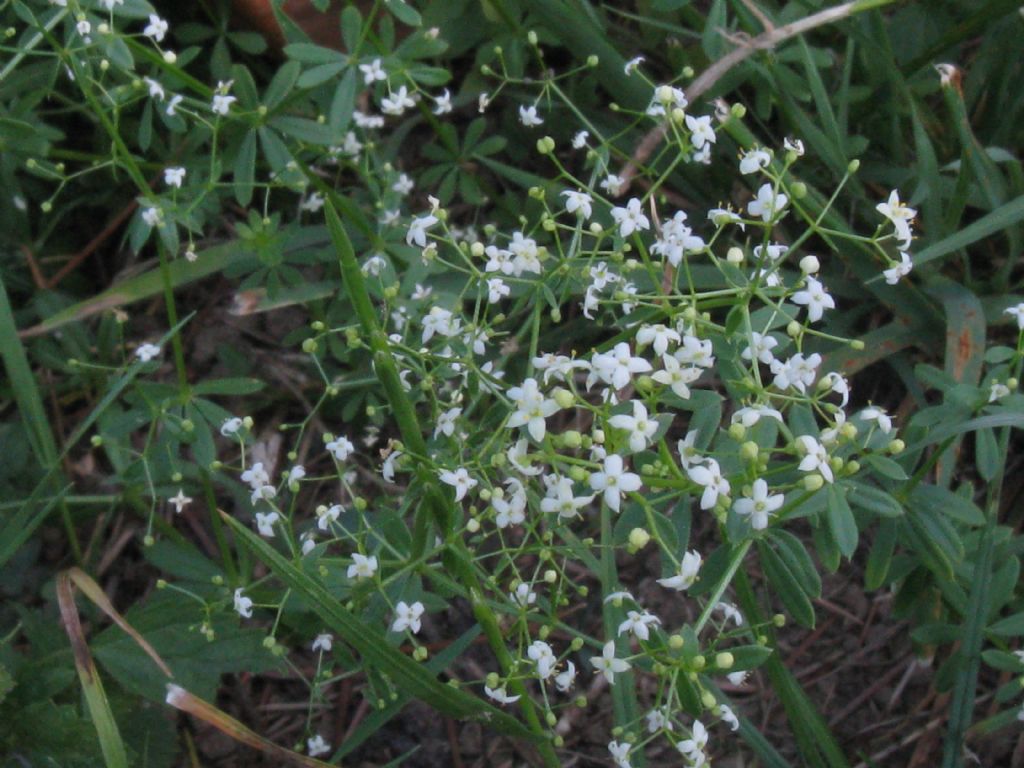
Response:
[587,55,599,67]
[791,181,807,199]
[843,460,860,476]
[728,423,746,441]
[262,636,277,649]
[787,320,802,338]
[799,255,820,274]
[466,518,480,533]
[888,439,905,455]
[628,527,651,551]
[847,159,861,174]
[575,695,588,707]
[561,430,582,449]
[536,136,555,154]
[726,246,744,264]
[773,613,786,627]
[669,634,684,650]
[544,569,557,583]
[527,30,538,45]
[691,655,706,671]
[803,474,825,491]
[413,646,428,661]
[701,690,717,708]
[715,652,734,669]
[91,435,104,447]
[143,534,155,547]
[740,441,759,461]
[850,339,865,350]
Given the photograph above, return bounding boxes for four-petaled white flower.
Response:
[591,640,631,684]
[591,342,652,390]
[163,166,185,188]
[791,276,835,323]
[506,378,560,442]
[211,82,236,115]
[676,719,708,762]
[741,332,779,365]
[143,14,168,43]
[555,660,577,692]
[611,198,651,238]
[657,550,702,591]
[359,57,387,85]
[317,503,342,531]
[540,476,593,520]
[636,324,680,356]
[169,489,192,514]
[740,148,771,174]
[733,478,784,530]
[312,633,333,652]
[859,405,893,434]
[561,189,593,219]
[608,400,660,453]
[685,114,716,150]
[233,588,253,618]
[518,105,543,127]
[486,278,510,303]
[439,467,477,501]
[797,435,834,483]
[391,601,424,633]
[434,406,462,439]
[617,609,661,641]
[589,454,642,513]
[406,213,438,247]
[876,189,916,248]
[688,458,730,510]
[747,183,788,222]
[652,354,702,400]
[433,89,452,115]
[1004,302,1024,330]
[255,511,278,537]
[347,553,378,580]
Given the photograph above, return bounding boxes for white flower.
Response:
[99,0,124,10]
[623,56,644,75]
[312,633,333,652]
[591,641,631,684]
[220,417,243,436]
[707,206,745,229]
[651,211,705,266]
[589,261,618,290]
[211,91,236,116]
[561,189,593,219]
[784,137,805,156]
[636,324,680,356]
[646,707,670,733]
[317,503,342,531]
[353,110,385,129]
[685,114,716,150]
[797,435,834,483]
[434,406,461,439]
[609,740,632,768]
[540,476,593,520]
[716,601,744,626]
[734,478,784,530]
[76,19,91,39]
[600,174,624,196]
[677,720,708,760]
[591,342,652,390]
[883,251,914,285]
[135,343,161,362]
[143,14,168,42]
[507,438,543,476]
[358,57,387,85]
[554,660,577,692]
[307,735,330,757]
[347,553,378,580]
[859,405,893,434]
[741,332,779,365]
[611,198,650,238]
[326,435,355,461]
[528,640,557,680]
[484,685,521,704]
[433,89,452,115]
[990,381,1011,402]
[486,278,510,304]
[406,213,438,247]
[572,130,589,149]
[249,485,276,506]
[732,404,784,428]
[688,459,730,510]
[255,511,278,537]
[518,105,543,127]
[391,173,414,196]
[657,550,702,591]
[166,94,183,116]
[163,167,185,188]
[1005,303,1024,330]
[791,276,835,323]
[618,610,661,641]
[747,183,788,222]
[511,582,537,607]
[241,462,270,489]
[652,355,702,400]
[233,588,253,618]
[144,77,165,100]
[675,334,715,369]
[391,601,424,633]
[412,283,434,302]
[439,467,477,501]
[492,479,527,528]
[740,148,771,174]
[876,189,916,248]
[589,454,642,513]
[506,378,559,442]
[648,84,688,116]
[608,400,660,453]
[771,352,822,393]
[169,489,192,514]
[141,206,161,227]
[719,704,740,731]
[381,85,415,115]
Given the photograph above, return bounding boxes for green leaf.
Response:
[263,61,302,111]
[915,194,1024,266]
[865,517,897,589]
[296,60,347,89]
[269,116,336,145]
[862,453,908,481]
[233,130,256,206]
[329,69,357,133]
[384,0,421,26]
[910,484,985,526]
[222,514,536,740]
[283,43,345,64]
[847,481,903,517]
[758,540,815,628]
[975,427,1000,481]
[987,612,1024,637]
[825,485,858,558]
[192,377,266,396]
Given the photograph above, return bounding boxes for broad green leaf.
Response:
[233,130,256,206]
[825,485,858,559]
[758,540,815,628]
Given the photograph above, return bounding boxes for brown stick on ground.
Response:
[618,0,880,196]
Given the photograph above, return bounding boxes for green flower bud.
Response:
[715,652,734,669]
[628,527,650,550]
[740,441,759,461]
[587,54,599,67]
[669,634,684,650]
[888,439,905,455]
[803,474,825,491]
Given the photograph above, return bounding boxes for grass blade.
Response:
[914,194,1024,267]
[56,571,129,768]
